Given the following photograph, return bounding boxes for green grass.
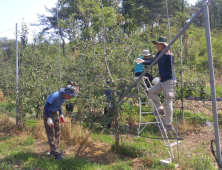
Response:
[0,135,34,158]
[91,129,115,145]
[23,136,36,146]
[0,135,11,141]
[0,106,217,170]
[1,151,133,170]
[24,119,38,128]
[176,109,213,124]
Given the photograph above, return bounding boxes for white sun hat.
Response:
[142,50,151,56]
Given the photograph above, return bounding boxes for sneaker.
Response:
[164,124,174,131]
[50,151,64,156]
[55,153,63,160]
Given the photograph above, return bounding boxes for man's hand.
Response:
[60,115,65,123]
[47,118,54,127]
[135,58,144,64]
[165,50,173,55]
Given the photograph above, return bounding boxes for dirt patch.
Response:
[176,100,222,116]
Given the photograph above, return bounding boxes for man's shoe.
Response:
[151,109,165,116]
[164,124,174,131]
[55,153,63,160]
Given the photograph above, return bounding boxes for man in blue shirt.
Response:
[138,37,175,130]
[43,85,78,159]
[134,49,154,88]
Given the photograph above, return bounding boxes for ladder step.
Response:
[141,102,149,104]
[141,112,153,114]
[166,141,181,147]
[139,122,160,125]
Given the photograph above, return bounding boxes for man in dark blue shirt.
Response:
[44,85,78,159]
[140,37,175,130]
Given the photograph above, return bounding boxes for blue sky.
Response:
[0,0,57,40]
[0,0,197,41]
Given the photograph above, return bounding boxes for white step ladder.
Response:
[135,76,180,164]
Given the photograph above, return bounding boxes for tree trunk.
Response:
[114,111,119,148]
[151,24,154,38]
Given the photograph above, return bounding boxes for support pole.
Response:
[180,29,185,125]
[101,0,113,82]
[57,6,61,88]
[101,1,106,55]
[203,1,222,169]
[15,23,18,126]
[119,6,204,102]
[94,41,96,69]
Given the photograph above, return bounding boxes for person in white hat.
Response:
[134,49,154,88]
[43,85,78,159]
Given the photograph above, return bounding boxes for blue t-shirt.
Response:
[134,55,144,74]
[45,91,66,112]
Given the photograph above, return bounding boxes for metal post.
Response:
[180,29,185,125]
[119,6,204,102]
[94,41,96,69]
[15,23,18,126]
[203,1,222,169]
[101,1,106,55]
[21,22,24,81]
[57,6,61,88]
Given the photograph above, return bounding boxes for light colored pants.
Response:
[148,80,175,125]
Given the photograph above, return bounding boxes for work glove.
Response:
[47,118,54,127]
[60,114,65,123]
[134,58,144,64]
[152,77,160,85]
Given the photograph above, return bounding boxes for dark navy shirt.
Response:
[143,51,175,82]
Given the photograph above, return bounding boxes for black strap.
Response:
[211,140,222,168]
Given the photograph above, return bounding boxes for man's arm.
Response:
[58,107,63,115]
[142,54,157,65]
[142,59,153,65]
[44,102,51,118]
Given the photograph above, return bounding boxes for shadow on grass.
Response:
[1,151,105,170]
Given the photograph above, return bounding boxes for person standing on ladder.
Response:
[134,49,154,88]
[137,37,175,130]
[43,85,78,159]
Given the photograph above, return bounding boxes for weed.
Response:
[34,120,47,141]
[1,161,14,170]
[0,135,11,141]
[23,136,36,146]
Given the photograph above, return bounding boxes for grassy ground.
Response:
[0,101,218,170]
